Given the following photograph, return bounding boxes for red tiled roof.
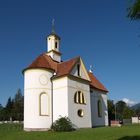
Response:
[23,53,108,92]
[88,72,108,92]
[23,53,80,77]
[24,53,58,71]
[57,56,80,76]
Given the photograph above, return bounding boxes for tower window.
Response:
[77,64,80,76]
[55,42,57,49]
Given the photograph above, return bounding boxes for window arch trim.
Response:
[39,92,50,116]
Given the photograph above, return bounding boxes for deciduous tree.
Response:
[127,0,140,20]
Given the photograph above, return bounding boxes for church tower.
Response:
[46,20,61,62]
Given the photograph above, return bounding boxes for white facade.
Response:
[24,69,53,131]
[90,89,108,126]
[67,77,92,128]
[23,30,108,131]
[53,77,69,121]
[47,35,60,52]
[46,34,61,62]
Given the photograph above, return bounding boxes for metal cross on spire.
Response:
[89,65,93,73]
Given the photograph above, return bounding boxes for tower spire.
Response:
[46,20,61,62]
[52,19,55,33]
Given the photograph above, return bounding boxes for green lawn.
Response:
[0,124,140,140]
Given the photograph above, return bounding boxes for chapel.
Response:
[23,25,108,131]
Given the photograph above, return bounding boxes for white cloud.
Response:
[122,98,137,107]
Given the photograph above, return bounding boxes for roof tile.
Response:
[88,72,108,92]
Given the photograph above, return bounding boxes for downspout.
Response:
[50,72,56,126]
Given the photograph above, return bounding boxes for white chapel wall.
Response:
[67,77,92,128]
[53,77,69,122]
[24,69,53,130]
[90,88,108,127]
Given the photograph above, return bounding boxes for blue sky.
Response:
[0,0,140,106]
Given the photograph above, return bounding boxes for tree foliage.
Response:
[0,104,4,120]
[127,0,140,20]
[107,100,115,124]
[123,107,135,119]
[108,99,136,122]
[12,89,24,121]
[0,89,24,121]
[116,101,127,120]
[135,107,140,116]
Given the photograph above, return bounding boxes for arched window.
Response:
[97,100,102,117]
[39,92,49,116]
[74,91,86,104]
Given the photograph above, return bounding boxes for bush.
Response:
[51,116,75,132]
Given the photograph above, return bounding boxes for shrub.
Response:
[51,116,75,132]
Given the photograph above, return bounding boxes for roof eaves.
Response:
[22,67,55,74]
[90,84,108,93]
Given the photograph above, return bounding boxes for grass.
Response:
[0,124,140,140]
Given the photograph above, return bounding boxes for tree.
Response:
[107,100,115,124]
[135,107,140,116]
[116,101,127,120]
[116,100,136,120]
[12,89,24,121]
[5,97,13,121]
[0,104,4,121]
[123,107,135,119]
[116,101,127,114]
[0,104,3,110]
[127,0,140,20]
[108,99,137,122]
[0,89,24,121]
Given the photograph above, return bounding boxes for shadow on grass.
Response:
[118,136,140,140]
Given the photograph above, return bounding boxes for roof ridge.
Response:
[42,53,60,63]
[59,56,80,64]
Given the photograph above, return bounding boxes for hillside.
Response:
[131,103,140,109]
